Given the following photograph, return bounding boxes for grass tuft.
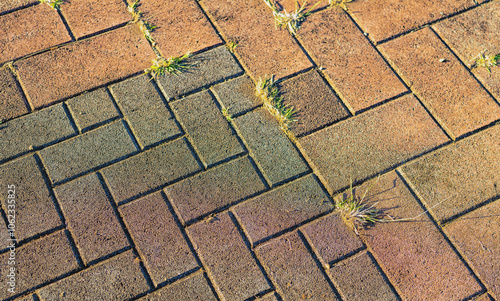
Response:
[473,52,500,73]
[221,107,233,121]
[263,0,320,35]
[226,41,239,53]
[39,0,64,9]
[256,75,297,130]
[146,53,192,78]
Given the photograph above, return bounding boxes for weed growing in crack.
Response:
[39,0,64,9]
[127,0,158,45]
[473,52,500,73]
[329,0,354,10]
[226,41,239,53]
[221,107,233,121]
[146,53,192,78]
[263,0,320,35]
[256,75,297,130]
[139,21,157,45]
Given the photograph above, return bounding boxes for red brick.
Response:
[0,66,29,121]
[139,0,221,57]
[298,8,407,112]
[256,231,339,300]
[138,271,217,300]
[120,192,198,286]
[60,0,131,38]
[0,0,36,13]
[0,4,70,64]
[379,28,500,138]
[188,212,270,300]
[348,0,473,42]
[16,25,155,108]
[347,171,482,300]
[199,0,312,79]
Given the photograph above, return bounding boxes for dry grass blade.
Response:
[263,0,320,35]
[256,75,297,130]
[472,52,500,73]
[39,0,64,9]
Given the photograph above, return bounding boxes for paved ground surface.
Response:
[0,0,499,300]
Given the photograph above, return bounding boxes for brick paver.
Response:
[210,75,262,116]
[165,156,266,224]
[13,294,35,301]
[120,192,198,286]
[40,120,137,184]
[16,25,155,108]
[188,211,270,301]
[0,66,29,121]
[54,173,129,265]
[0,0,36,13]
[257,292,279,301]
[299,8,407,113]
[37,250,149,300]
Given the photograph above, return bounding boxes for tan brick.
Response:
[0,66,29,122]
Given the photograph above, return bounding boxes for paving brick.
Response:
[379,28,500,138]
[256,231,339,300]
[138,271,217,301]
[400,124,500,223]
[279,70,349,136]
[66,88,119,132]
[0,66,28,122]
[472,64,500,102]
[0,103,75,162]
[277,0,329,12]
[37,250,149,300]
[0,4,70,64]
[256,292,278,301]
[0,231,78,299]
[211,75,262,116]
[298,94,448,194]
[233,174,331,245]
[199,0,313,79]
[120,192,198,286]
[60,0,130,38]
[232,108,309,186]
[348,0,473,42]
[328,251,397,301]
[0,155,61,241]
[102,138,202,203]
[0,0,36,13]
[298,9,407,113]
[171,90,244,167]
[156,46,243,100]
[40,120,137,184]
[14,294,35,301]
[188,211,270,300]
[54,173,129,264]
[0,219,11,252]
[139,0,222,58]
[16,25,155,109]
[475,294,495,301]
[165,156,266,224]
[348,171,482,300]
[301,214,363,266]
[109,74,181,149]
[444,200,500,299]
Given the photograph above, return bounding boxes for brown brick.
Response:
[298,8,407,112]
[0,66,28,122]
[16,25,155,108]
[379,28,500,138]
[188,212,270,300]
[0,0,36,13]
[120,192,198,286]
[0,4,70,64]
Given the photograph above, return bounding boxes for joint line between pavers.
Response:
[56,7,76,41]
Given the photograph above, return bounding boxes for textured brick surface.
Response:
[350,171,482,300]
[60,0,130,38]
[0,4,70,64]
[0,66,28,122]
[171,90,244,167]
[211,75,262,116]
[0,155,61,241]
[0,231,78,299]
[37,250,149,300]
[256,292,279,301]
[0,103,75,162]
[120,192,198,286]
[279,70,349,136]
[156,46,243,100]
[299,9,407,113]
[0,0,36,13]
[380,28,500,138]
[166,156,265,224]
[54,173,129,264]
[299,94,448,194]
[233,108,309,186]
[328,252,397,301]
[40,120,137,184]
[102,138,202,203]
[188,212,270,300]
[66,88,119,132]
[110,74,181,149]
[200,0,313,79]
[16,25,155,108]
[400,124,500,223]
[233,175,331,245]
[13,294,35,301]
[256,231,339,300]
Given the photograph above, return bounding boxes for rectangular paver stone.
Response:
[54,173,129,264]
[110,74,181,149]
[188,211,270,300]
[102,138,202,203]
[298,94,449,194]
[171,90,244,167]
[165,156,266,224]
[40,120,137,184]
[211,75,262,116]
[38,250,149,301]
[120,192,198,286]
[0,66,29,122]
